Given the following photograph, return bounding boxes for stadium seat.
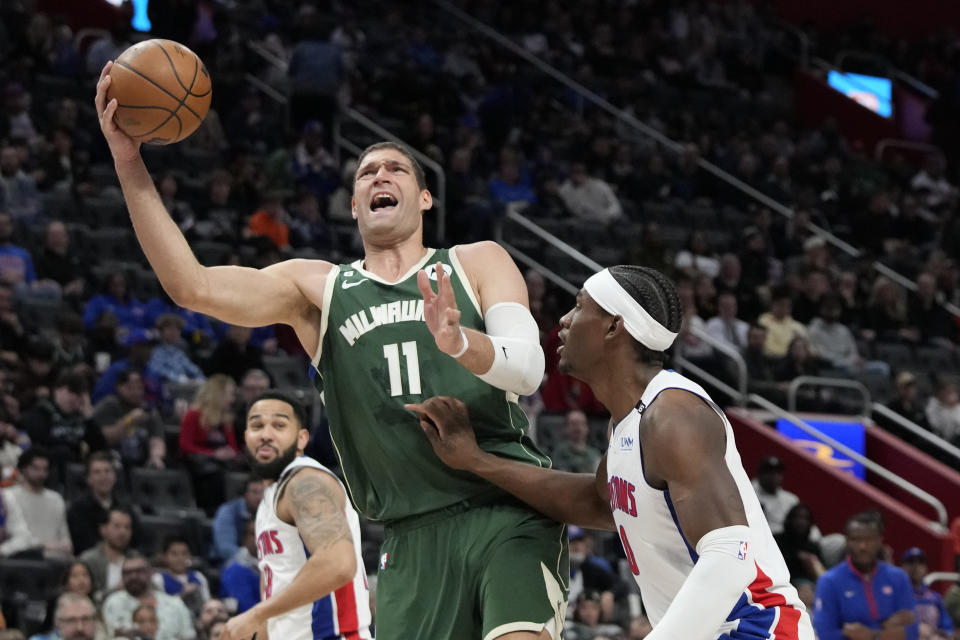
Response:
[81,196,128,228]
[16,296,62,330]
[915,345,956,374]
[130,468,197,513]
[534,413,566,452]
[263,354,310,390]
[0,558,60,602]
[138,513,203,558]
[224,471,251,500]
[872,342,916,373]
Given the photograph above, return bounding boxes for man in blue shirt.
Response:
[210,475,263,565]
[814,510,918,640]
[901,547,954,639]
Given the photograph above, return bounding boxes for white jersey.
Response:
[606,370,814,640]
[255,456,372,640]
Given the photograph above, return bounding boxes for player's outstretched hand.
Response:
[406,396,483,471]
[94,61,142,166]
[219,607,262,640]
[417,262,465,356]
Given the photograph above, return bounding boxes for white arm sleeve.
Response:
[646,525,757,640]
[475,302,545,396]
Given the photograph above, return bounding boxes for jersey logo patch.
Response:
[343,278,370,289]
[737,540,748,560]
[424,263,453,281]
[619,436,634,451]
[379,552,390,570]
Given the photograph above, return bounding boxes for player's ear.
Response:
[297,427,309,453]
[606,315,624,338]
[351,197,358,220]
[420,188,433,212]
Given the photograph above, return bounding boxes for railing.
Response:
[687,325,749,405]
[787,376,871,415]
[871,403,960,467]
[924,572,959,587]
[750,393,948,530]
[333,107,448,242]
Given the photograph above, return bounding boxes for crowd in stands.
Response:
[0,0,958,638]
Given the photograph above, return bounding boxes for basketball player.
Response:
[220,390,371,640]
[408,265,816,640]
[96,62,566,640]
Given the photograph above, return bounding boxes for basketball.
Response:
[106,39,212,145]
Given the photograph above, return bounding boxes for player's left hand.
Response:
[417,262,465,356]
[406,396,483,471]
[219,607,263,640]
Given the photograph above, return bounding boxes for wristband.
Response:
[450,329,469,358]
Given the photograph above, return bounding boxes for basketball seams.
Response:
[113,60,205,121]
[152,40,211,98]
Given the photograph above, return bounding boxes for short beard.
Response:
[249,441,299,481]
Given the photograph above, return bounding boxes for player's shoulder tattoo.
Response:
[286,470,352,551]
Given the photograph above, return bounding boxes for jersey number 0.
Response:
[383,341,422,396]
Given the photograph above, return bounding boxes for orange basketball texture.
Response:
[106,39,212,145]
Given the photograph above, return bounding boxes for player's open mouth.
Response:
[370,192,398,213]
[257,444,277,457]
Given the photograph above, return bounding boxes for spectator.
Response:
[911,155,955,209]
[20,370,106,481]
[33,221,86,300]
[675,278,713,362]
[102,555,195,640]
[15,337,59,411]
[67,452,136,554]
[287,15,342,134]
[946,581,960,631]
[291,121,338,199]
[886,372,931,432]
[774,502,825,585]
[210,476,263,565]
[791,270,832,325]
[205,326,264,384]
[925,380,960,446]
[287,191,336,255]
[758,286,808,358]
[488,156,537,207]
[550,410,603,473]
[83,272,150,333]
[674,231,721,279]
[566,526,618,623]
[78,507,135,594]
[863,276,916,343]
[194,600,227,640]
[53,312,89,371]
[901,547,954,639]
[0,146,41,222]
[0,448,72,558]
[627,615,652,639]
[0,210,36,286]
[61,561,96,600]
[47,593,98,640]
[808,297,890,378]
[814,510,917,640]
[751,456,799,536]
[558,162,622,225]
[178,375,240,514]
[92,330,157,405]
[218,520,260,614]
[0,409,20,479]
[92,369,165,470]
[232,369,270,441]
[132,604,158,640]
[152,536,210,618]
[0,283,24,359]
[146,314,205,386]
[246,191,291,249]
[705,291,749,352]
[909,272,955,347]
[563,590,623,640]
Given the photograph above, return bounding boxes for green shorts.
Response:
[375,496,569,640]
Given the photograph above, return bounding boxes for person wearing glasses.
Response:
[101,555,194,640]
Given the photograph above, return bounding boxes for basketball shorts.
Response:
[375,496,569,640]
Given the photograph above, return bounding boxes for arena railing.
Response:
[786,376,872,415]
[433,1,960,322]
[871,403,960,467]
[672,353,948,530]
[923,572,960,587]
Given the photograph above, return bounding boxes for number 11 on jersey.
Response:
[383,341,422,396]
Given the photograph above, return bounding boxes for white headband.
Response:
[583,269,679,351]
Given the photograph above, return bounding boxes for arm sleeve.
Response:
[813,573,847,640]
[178,410,215,456]
[0,491,35,556]
[645,525,757,640]
[54,495,72,554]
[475,302,545,396]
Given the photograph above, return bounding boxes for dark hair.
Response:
[115,368,142,388]
[248,389,308,430]
[162,534,191,553]
[17,447,50,471]
[56,311,84,335]
[607,266,683,366]
[846,509,884,534]
[55,370,89,394]
[61,560,95,591]
[245,475,263,492]
[356,141,427,190]
[84,451,115,477]
[98,506,133,527]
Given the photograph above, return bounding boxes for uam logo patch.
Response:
[619,436,635,451]
[424,263,453,281]
[737,540,749,560]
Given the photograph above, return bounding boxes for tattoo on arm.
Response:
[286,472,352,553]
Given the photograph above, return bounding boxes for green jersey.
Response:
[312,248,550,522]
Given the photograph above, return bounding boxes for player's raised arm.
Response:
[635,390,754,640]
[220,469,356,640]
[418,241,544,396]
[95,63,325,350]
[407,396,614,530]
